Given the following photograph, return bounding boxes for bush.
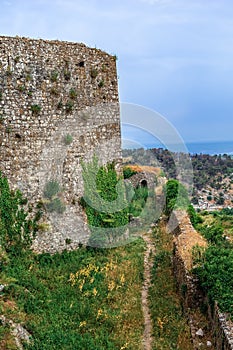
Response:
[31,104,41,115]
[90,68,98,79]
[81,157,129,246]
[43,180,66,214]
[64,69,71,80]
[63,134,73,145]
[123,166,137,179]
[65,101,74,112]
[0,172,38,253]
[194,245,233,316]
[187,204,203,228]
[46,198,66,214]
[69,88,77,99]
[164,179,189,215]
[50,70,59,82]
[43,180,60,199]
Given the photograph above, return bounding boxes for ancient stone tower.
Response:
[0,36,122,252]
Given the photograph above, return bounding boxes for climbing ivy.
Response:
[0,172,38,254]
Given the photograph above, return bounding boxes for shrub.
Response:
[43,180,66,214]
[46,198,66,214]
[90,68,98,79]
[193,245,233,316]
[63,134,73,145]
[31,104,41,115]
[50,87,59,96]
[43,180,60,199]
[0,172,38,253]
[6,66,12,76]
[25,73,32,81]
[164,179,189,215]
[18,84,26,92]
[187,204,203,228]
[50,70,59,82]
[98,80,104,88]
[123,166,137,179]
[65,100,74,112]
[69,88,77,99]
[81,157,129,246]
[5,126,12,133]
[14,55,20,63]
[64,69,71,80]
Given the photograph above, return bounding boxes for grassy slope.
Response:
[0,239,145,350]
[149,222,193,350]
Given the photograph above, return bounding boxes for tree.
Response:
[164,179,189,215]
[81,157,129,247]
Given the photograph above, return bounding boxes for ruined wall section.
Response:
[0,36,121,252]
[170,210,233,350]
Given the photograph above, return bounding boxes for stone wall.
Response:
[0,36,122,252]
[170,210,233,350]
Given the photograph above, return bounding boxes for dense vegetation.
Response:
[1,242,145,349]
[0,171,145,349]
[191,210,233,318]
[81,158,129,247]
[123,148,233,204]
[0,172,39,254]
[163,179,189,215]
[149,223,193,350]
[81,158,150,246]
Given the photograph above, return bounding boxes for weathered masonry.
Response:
[171,211,233,350]
[0,36,122,252]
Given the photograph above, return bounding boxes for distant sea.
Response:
[135,140,233,155]
[185,141,233,155]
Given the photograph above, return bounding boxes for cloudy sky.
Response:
[1,0,233,144]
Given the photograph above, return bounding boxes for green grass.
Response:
[1,240,145,350]
[149,223,193,350]
[193,210,233,318]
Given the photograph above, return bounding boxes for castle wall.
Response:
[170,211,233,350]
[0,36,122,252]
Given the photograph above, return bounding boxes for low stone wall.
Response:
[170,210,233,350]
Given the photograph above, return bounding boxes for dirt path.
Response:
[141,229,156,350]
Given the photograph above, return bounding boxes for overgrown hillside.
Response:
[0,164,195,349]
[123,148,233,208]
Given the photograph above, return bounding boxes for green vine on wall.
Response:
[0,172,39,255]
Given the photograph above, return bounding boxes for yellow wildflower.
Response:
[120,274,125,284]
[108,280,115,292]
[96,308,103,319]
[79,321,87,328]
[93,287,98,296]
